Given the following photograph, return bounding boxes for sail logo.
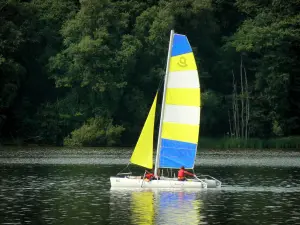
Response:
[177,56,187,67]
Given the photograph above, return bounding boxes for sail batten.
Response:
[158,32,200,169]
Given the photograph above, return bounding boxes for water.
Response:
[1,148,300,225]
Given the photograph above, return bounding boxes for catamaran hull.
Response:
[110,177,221,189]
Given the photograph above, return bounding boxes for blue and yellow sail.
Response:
[159,33,201,169]
[130,31,200,170]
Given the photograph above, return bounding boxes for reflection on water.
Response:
[157,191,200,225]
[109,189,202,225]
[109,186,300,225]
[131,191,154,225]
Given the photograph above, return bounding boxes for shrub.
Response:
[64,117,125,146]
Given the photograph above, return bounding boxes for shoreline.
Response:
[0,145,299,152]
[1,136,300,151]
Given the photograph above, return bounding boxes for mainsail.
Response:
[130,93,158,169]
[158,33,201,169]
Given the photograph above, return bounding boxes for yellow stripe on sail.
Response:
[161,122,199,144]
[165,88,200,107]
[169,53,197,72]
[130,93,157,169]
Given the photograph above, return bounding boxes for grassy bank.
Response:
[199,137,300,150]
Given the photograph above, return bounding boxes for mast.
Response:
[154,29,174,176]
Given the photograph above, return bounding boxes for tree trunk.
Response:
[240,55,244,139]
[232,70,237,137]
[244,66,250,139]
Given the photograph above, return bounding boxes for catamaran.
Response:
[110,30,221,189]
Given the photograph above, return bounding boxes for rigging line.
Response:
[192,168,196,175]
[156,73,164,92]
[116,162,131,175]
[141,171,147,188]
[156,55,169,92]
[192,168,201,176]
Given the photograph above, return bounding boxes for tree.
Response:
[227,0,300,137]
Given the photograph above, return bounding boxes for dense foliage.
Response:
[0,0,299,146]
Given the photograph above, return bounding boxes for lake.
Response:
[1,147,300,224]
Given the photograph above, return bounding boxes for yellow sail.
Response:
[130,93,158,169]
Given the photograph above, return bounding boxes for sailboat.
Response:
[110,30,221,189]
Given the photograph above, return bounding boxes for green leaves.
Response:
[0,1,36,108]
[49,1,132,92]
[64,117,125,146]
[2,0,300,145]
[227,0,300,136]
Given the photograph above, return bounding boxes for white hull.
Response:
[110,176,221,189]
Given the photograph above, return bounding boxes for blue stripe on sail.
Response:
[159,139,197,169]
[171,34,192,57]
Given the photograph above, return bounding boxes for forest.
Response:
[0,0,299,148]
